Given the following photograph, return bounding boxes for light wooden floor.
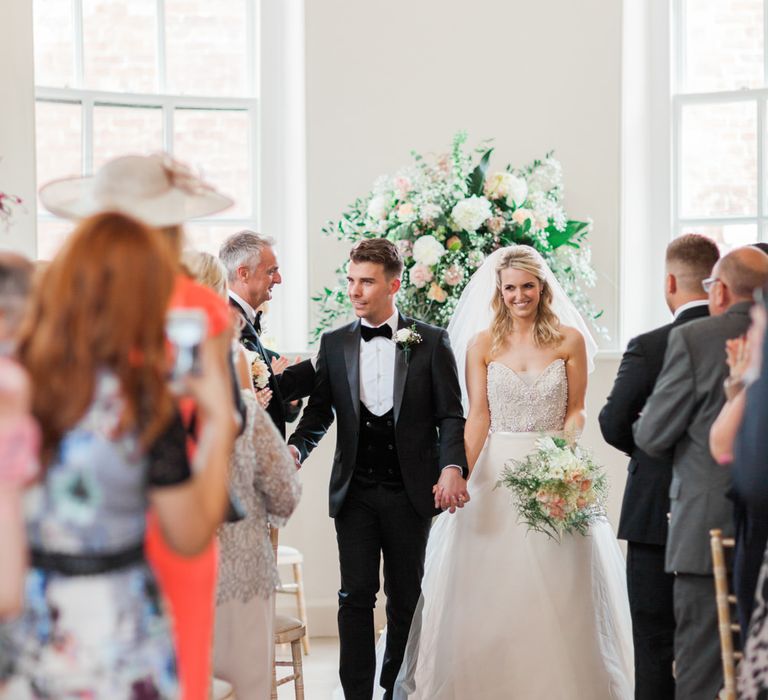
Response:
[276,637,340,699]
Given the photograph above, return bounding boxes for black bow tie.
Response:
[361,324,392,342]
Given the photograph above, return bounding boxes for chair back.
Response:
[710,528,742,700]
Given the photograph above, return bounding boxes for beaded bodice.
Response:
[486,359,568,433]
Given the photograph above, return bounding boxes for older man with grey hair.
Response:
[219,230,314,437]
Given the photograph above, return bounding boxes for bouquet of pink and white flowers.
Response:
[496,436,607,541]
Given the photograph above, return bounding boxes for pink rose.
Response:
[445,235,462,251]
[486,216,505,235]
[396,202,416,222]
[409,263,433,289]
[512,208,534,227]
[394,176,412,198]
[443,265,464,287]
[580,479,592,493]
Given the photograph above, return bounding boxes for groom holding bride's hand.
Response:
[288,238,468,699]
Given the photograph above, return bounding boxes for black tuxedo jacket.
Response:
[599,304,710,545]
[229,298,315,437]
[288,314,468,519]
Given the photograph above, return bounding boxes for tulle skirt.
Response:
[391,431,634,699]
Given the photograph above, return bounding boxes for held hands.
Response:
[287,445,302,470]
[432,467,470,514]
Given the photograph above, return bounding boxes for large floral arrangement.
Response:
[312,131,602,342]
[496,436,607,541]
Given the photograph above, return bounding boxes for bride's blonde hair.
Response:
[490,246,563,356]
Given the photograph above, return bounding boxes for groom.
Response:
[288,238,469,699]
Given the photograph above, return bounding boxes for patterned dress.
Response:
[0,373,190,700]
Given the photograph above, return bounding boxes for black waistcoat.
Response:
[354,403,402,485]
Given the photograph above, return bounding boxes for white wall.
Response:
[281,0,628,635]
[0,0,37,257]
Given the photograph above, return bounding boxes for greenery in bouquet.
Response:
[311,131,603,343]
[496,436,607,541]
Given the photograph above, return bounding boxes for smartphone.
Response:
[166,309,207,391]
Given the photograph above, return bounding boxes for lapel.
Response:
[393,314,411,424]
[343,322,361,422]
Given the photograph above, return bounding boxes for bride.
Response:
[389,245,634,699]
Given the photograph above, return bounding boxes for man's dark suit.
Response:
[229,297,315,437]
[288,314,467,699]
[634,301,752,700]
[599,303,708,700]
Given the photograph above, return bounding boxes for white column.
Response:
[0,0,37,258]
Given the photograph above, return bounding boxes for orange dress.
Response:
[145,275,230,700]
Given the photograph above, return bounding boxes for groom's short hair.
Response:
[666,234,720,293]
[350,238,403,279]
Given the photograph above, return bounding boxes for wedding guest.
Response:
[39,154,238,700]
[219,231,315,436]
[0,253,38,618]
[0,212,235,697]
[634,246,768,700]
[600,233,719,700]
[213,390,301,697]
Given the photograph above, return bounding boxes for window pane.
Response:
[165,0,249,97]
[33,0,75,87]
[683,0,764,92]
[680,102,757,218]
[174,109,251,217]
[37,218,76,261]
[82,0,157,92]
[679,223,758,254]
[93,105,164,169]
[183,223,244,257]
[35,101,82,211]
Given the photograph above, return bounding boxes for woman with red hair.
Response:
[0,212,235,697]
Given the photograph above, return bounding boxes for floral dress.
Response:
[0,373,191,700]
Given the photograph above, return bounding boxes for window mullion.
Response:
[674,0,686,93]
[247,0,257,97]
[758,99,765,234]
[156,0,167,93]
[163,98,174,155]
[82,96,94,175]
[73,0,84,88]
[672,97,682,239]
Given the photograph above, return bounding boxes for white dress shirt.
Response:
[358,310,461,474]
[229,290,257,324]
[359,310,398,416]
[673,298,709,320]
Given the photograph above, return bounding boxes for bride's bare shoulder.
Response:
[467,329,492,359]
[558,325,586,352]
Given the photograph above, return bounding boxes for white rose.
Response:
[412,235,446,266]
[367,194,390,221]
[420,203,443,224]
[505,175,528,208]
[450,196,493,232]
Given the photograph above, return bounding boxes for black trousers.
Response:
[626,542,676,700]
[334,479,432,700]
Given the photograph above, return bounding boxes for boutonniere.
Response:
[395,324,422,362]
[245,351,270,389]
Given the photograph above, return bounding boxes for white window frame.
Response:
[671,0,768,243]
[34,0,308,350]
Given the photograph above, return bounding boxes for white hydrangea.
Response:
[419,203,443,224]
[367,195,390,221]
[450,195,492,232]
[527,157,563,195]
[412,234,446,266]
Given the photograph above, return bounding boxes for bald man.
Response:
[634,246,768,700]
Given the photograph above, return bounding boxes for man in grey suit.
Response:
[634,246,768,700]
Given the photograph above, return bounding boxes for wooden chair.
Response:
[710,528,742,700]
[270,526,306,700]
[277,544,311,654]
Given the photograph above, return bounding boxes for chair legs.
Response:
[292,563,310,655]
[291,639,305,700]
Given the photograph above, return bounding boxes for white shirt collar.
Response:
[673,299,709,320]
[228,290,257,323]
[360,307,399,336]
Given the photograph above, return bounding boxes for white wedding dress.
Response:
[386,358,634,699]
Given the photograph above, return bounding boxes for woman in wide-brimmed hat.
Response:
[39,154,238,700]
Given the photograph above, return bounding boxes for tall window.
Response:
[33,0,259,260]
[673,0,765,250]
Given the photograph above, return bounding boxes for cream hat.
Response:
[39,153,233,226]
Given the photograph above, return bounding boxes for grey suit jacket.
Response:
[633,301,752,575]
